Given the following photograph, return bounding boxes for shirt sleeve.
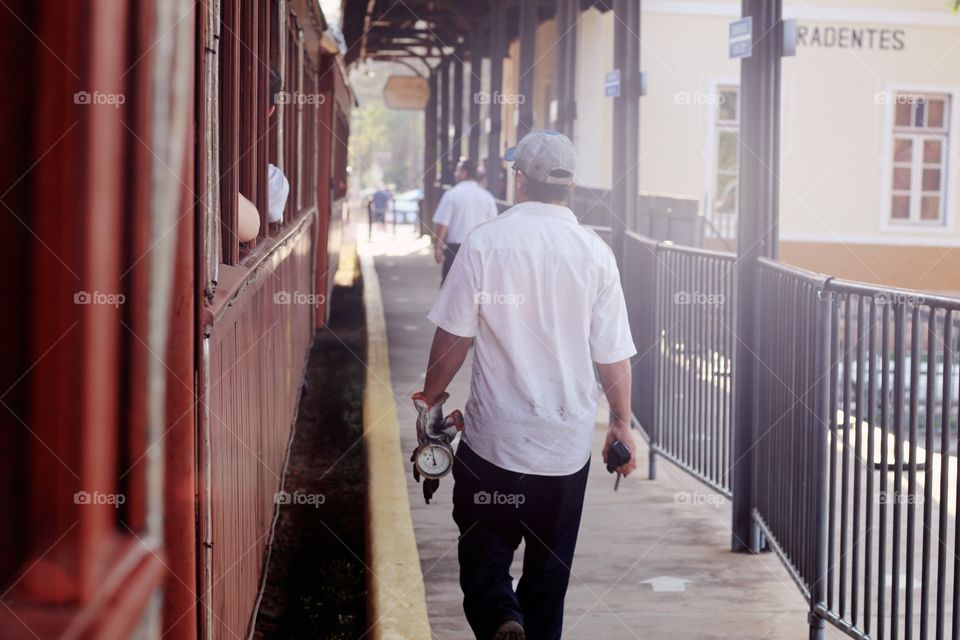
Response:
[267,164,289,223]
[428,238,481,338]
[432,190,453,226]
[486,194,499,220]
[589,249,638,363]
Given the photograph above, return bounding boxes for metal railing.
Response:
[753,259,832,633]
[624,231,735,495]
[623,231,960,639]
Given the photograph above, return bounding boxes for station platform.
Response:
[361,225,841,640]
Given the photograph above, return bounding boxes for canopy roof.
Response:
[339,0,610,66]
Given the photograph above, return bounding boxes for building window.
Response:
[889,92,950,225]
[711,85,739,239]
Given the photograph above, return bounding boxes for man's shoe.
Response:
[492,619,525,640]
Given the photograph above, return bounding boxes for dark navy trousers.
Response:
[452,441,590,640]
[440,242,461,283]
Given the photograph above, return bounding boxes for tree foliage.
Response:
[348,64,424,191]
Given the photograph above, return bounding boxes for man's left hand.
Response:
[434,244,444,264]
[603,419,638,477]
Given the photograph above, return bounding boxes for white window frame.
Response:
[704,76,741,237]
[880,84,959,234]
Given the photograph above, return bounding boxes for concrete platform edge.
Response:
[361,253,433,640]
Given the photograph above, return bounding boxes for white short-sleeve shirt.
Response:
[267,163,290,223]
[431,180,498,244]
[428,201,637,475]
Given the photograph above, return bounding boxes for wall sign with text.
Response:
[796,25,906,51]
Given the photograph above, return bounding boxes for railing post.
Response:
[649,241,661,480]
[809,286,833,640]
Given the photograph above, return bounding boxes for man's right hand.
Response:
[434,244,444,264]
[603,419,638,477]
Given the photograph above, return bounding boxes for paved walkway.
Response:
[362,225,841,640]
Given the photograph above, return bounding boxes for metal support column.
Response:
[555,0,579,138]
[423,67,439,234]
[610,0,640,265]
[517,0,537,139]
[731,0,783,553]
[452,47,465,167]
[485,0,505,199]
[439,56,452,185]
[566,0,579,138]
[554,0,568,133]
[468,27,482,163]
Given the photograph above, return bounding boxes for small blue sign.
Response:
[729,16,753,59]
[729,16,752,39]
[605,69,621,97]
[729,39,752,59]
[730,16,753,59]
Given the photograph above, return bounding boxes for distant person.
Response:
[371,186,392,231]
[237,64,290,243]
[432,159,498,283]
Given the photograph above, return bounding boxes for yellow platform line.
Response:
[361,253,433,640]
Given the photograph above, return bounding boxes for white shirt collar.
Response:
[515,201,578,222]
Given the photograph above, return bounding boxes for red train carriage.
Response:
[0,1,352,638]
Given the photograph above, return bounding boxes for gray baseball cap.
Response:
[504,130,576,185]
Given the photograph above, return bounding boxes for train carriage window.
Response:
[213,0,319,265]
[219,0,288,263]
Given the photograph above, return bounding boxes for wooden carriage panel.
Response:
[203,218,315,639]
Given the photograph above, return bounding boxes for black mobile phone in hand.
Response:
[607,440,631,491]
[606,440,631,472]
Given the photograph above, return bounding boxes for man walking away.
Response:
[432,159,498,283]
[370,186,391,233]
[411,131,638,640]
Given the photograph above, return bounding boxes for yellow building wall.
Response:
[573,8,615,190]
[566,2,960,291]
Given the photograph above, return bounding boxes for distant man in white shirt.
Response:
[411,131,638,640]
[432,159,498,283]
